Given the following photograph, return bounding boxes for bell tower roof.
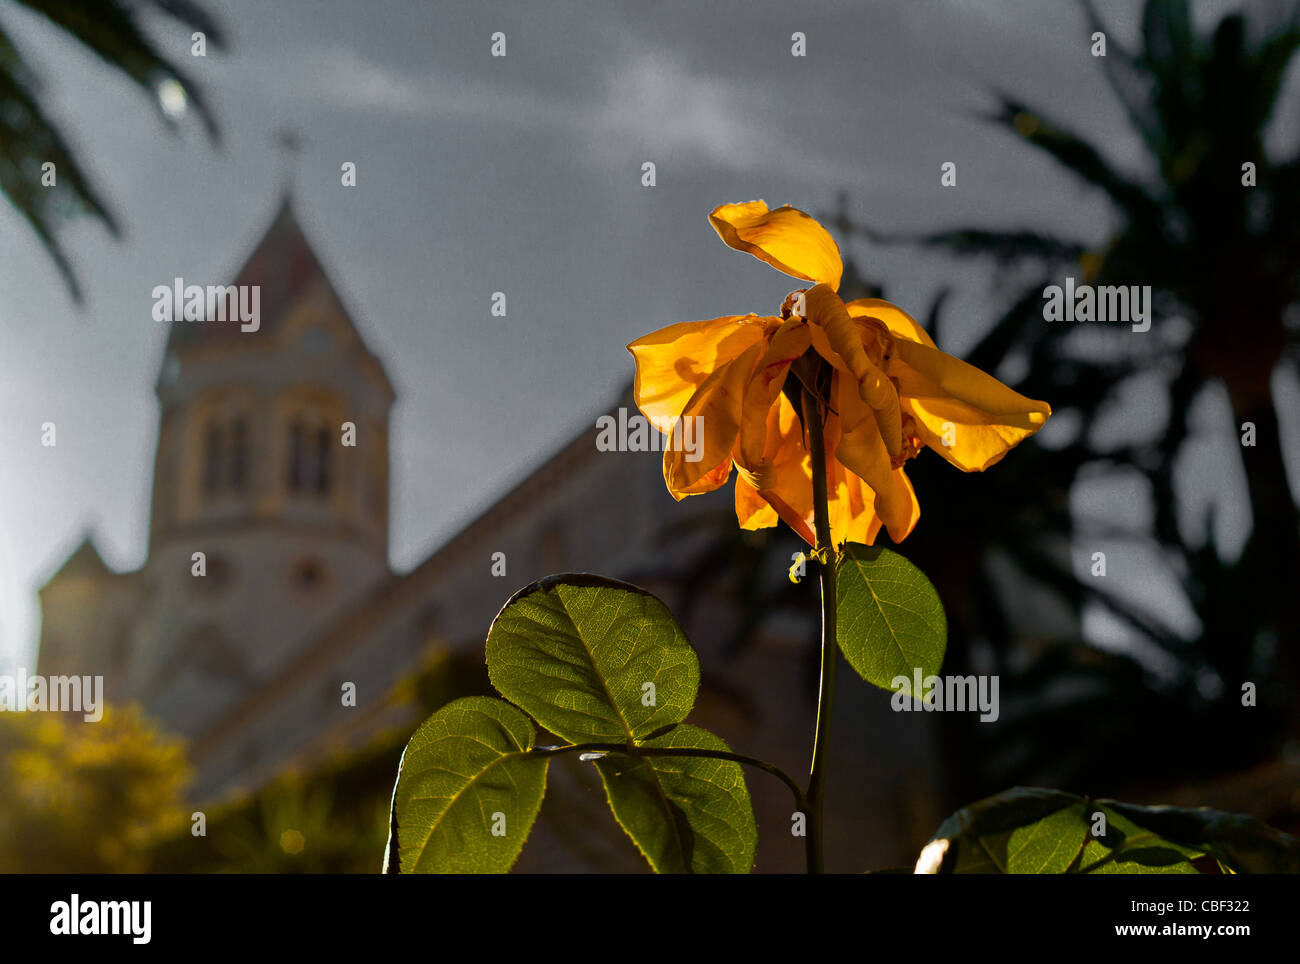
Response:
[155,193,394,407]
[41,532,111,587]
[165,196,323,353]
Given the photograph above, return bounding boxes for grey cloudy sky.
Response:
[1,0,1293,671]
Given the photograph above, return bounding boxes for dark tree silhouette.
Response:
[844,0,1300,803]
[0,0,223,299]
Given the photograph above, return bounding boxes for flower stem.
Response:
[801,384,838,875]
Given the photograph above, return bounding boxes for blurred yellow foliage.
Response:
[0,703,190,872]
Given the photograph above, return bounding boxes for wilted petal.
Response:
[663,340,766,498]
[806,284,903,458]
[904,397,1046,472]
[710,201,843,290]
[830,374,921,542]
[826,459,886,547]
[737,318,811,468]
[629,315,775,433]
[844,298,936,349]
[734,471,779,529]
[733,395,817,545]
[890,339,1051,471]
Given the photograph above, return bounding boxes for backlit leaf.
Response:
[835,544,947,694]
[916,786,1298,874]
[486,574,700,743]
[595,724,756,873]
[390,696,547,873]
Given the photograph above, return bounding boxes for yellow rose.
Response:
[628,201,1051,546]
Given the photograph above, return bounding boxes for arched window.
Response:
[229,415,248,493]
[287,415,332,499]
[289,419,308,491]
[202,421,223,497]
[314,425,331,495]
[280,387,344,504]
[201,411,250,501]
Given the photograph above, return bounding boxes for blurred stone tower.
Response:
[39,197,395,740]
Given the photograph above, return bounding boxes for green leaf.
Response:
[1083,847,1199,874]
[1096,799,1300,874]
[390,696,548,873]
[920,787,1085,873]
[916,786,1299,874]
[1073,806,1201,874]
[594,724,756,874]
[1003,803,1093,873]
[835,544,947,694]
[486,574,700,744]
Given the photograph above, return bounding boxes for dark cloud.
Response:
[0,0,1285,668]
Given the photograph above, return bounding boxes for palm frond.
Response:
[0,0,222,300]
